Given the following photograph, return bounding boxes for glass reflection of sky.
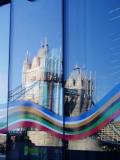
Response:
[9,0,62,90]
[66,0,120,102]
[0,4,10,104]
[1,0,120,111]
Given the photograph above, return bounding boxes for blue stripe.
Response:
[9,100,63,121]
[65,83,120,121]
[1,83,120,123]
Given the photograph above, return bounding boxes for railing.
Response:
[8,81,39,102]
[109,123,120,136]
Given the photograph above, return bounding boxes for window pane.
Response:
[8,0,63,159]
[64,0,120,155]
[0,2,10,157]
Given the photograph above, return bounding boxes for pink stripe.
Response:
[8,121,63,139]
[7,109,120,140]
[64,109,120,140]
[0,128,7,134]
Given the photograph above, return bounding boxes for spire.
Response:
[44,37,48,46]
[24,50,30,64]
[74,64,80,72]
[89,71,92,80]
[40,38,44,48]
[40,37,48,49]
[44,37,48,51]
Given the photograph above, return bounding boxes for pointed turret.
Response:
[40,38,44,48]
[24,50,30,65]
[44,37,48,48]
[74,64,80,71]
[38,38,48,58]
[22,50,31,86]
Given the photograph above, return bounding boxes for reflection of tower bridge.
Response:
[9,82,80,102]
[8,39,64,146]
[64,65,94,116]
[8,82,120,144]
[65,66,120,150]
[9,81,38,102]
[8,66,120,149]
[8,39,120,148]
[9,39,63,116]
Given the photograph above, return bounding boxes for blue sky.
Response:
[65,0,120,101]
[1,0,120,104]
[9,0,62,90]
[0,4,10,104]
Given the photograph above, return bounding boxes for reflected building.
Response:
[11,39,120,150]
[65,67,120,151]
[21,41,95,147]
[20,39,63,146]
[65,65,94,117]
[22,39,63,115]
[64,66,102,150]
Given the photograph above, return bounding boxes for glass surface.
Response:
[64,0,120,152]
[0,3,10,157]
[1,0,120,159]
[8,0,63,159]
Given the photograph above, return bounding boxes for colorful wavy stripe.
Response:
[0,84,120,140]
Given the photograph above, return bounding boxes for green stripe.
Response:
[8,113,63,133]
[8,102,120,136]
[65,102,120,135]
[0,122,7,128]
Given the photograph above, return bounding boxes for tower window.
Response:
[73,79,76,86]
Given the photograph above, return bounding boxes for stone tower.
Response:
[22,39,63,114]
[21,39,63,146]
[65,65,94,116]
[65,66,102,151]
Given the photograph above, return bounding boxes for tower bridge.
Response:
[7,39,120,149]
[8,82,80,103]
[8,80,120,148]
[8,81,39,102]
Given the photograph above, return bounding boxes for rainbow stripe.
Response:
[0,84,120,140]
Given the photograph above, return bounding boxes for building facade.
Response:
[21,40,63,146]
[64,65,94,117]
[22,39,63,115]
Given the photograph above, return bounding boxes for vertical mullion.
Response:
[62,0,68,160]
[6,0,12,159]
